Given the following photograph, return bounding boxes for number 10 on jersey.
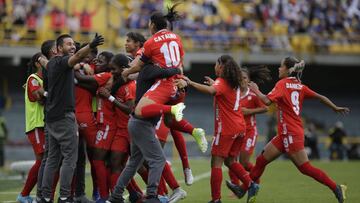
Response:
[160,41,181,67]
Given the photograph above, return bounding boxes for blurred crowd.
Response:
[0,0,360,52]
[124,0,360,52]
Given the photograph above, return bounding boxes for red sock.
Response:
[141,104,171,118]
[138,169,148,183]
[245,162,254,172]
[157,177,168,195]
[168,119,194,135]
[250,154,268,182]
[128,178,143,195]
[93,160,109,199]
[230,163,252,190]
[89,158,97,191]
[110,172,120,191]
[21,160,41,196]
[228,170,240,185]
[298,162,337,191]
[162,162,180,190]
[51,171,59,199]
[211,167,222,201]
[171,130,190,169]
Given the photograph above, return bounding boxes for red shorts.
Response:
[155,117,170,142]
[211,133,244,157]
[94,124,116,151]
[111,128,130,153]
[76,111,97,147]
[26,128,45,155]
[144,77,178,104]
[167,91,186,105]
[271,133,304,154]
[240,127,257,155]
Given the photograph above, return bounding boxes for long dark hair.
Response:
[27,52,42,78]
[217,55,243,89]
[242,65,271,84]
[150,3,182,31]
[283,56,305,81]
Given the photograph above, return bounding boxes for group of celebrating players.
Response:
[19,3,349,203]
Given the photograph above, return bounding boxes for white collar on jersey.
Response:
[240,87,250,99]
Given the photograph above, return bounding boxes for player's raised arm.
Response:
[248,81,272,106]
[68,33,104,67]
[314,93,350,115]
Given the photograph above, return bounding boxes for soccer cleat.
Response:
[247,182,260,203]
[225,180,246,199]
[106,195,125,203]
[184,168,194,186]
[144,196,161,203]
[192,128,208,153]
[58,197,74,203]
[171,103,186,122]
[208,199,222,203]
[157,195,169,203]
[17,194,33,203]
[74,195,95,203]
[169,187,187,203]
[334,184,347,203]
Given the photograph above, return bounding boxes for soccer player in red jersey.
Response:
[227,66,271,189]
[18,53,46,203]
[247,57,349,203]
[183,55,259,203]
[73,46,99,201]
[121,4,188,124]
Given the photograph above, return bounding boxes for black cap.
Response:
[112,53,130,68]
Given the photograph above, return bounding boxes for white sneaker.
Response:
[171,103,186,122]
[184,168,194,186]
[169,187,187,203]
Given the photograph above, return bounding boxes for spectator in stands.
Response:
[329,121,347,160]
[67,14,80,37]
[50,6,66,36]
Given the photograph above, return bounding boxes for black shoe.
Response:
[58,197,74,203]
[129,191,143,203]
[107,196,125,203]
[39,198,53,203]
[334,184,347,203]
[208,199,221,203]
[226,180,246,199]
[143,195,160,203]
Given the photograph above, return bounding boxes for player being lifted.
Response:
[121,3,207,154]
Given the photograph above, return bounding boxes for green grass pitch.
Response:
[1,159,359,203]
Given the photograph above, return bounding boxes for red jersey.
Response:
[27,76,42,102]
[267,77,316,136]
[240,89,266,131]
[141,29,184,69]
[94,72,115,126]
[114,81,136,129]
[75,65,97,113]
[212,78,246,136]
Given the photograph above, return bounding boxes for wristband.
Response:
[74,78,78,84]
[108,95,115,102]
